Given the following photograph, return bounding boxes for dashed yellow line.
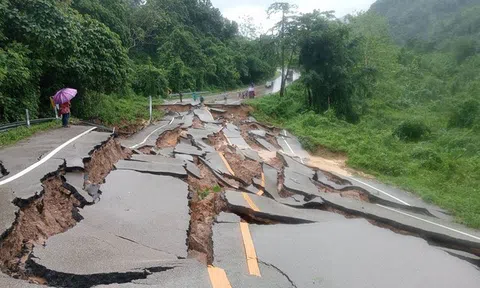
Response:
[256,172,265,196]
[242,192,259,212]
[240,221,261,277]
[208,266,232,288]
[219,152,235,176]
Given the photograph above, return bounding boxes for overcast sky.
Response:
[211,0,376,32]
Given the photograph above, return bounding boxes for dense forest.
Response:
[0,0,276,123]
[251,1,480,228]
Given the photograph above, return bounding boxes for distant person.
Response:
[59,101,71,128]
[248,84,255,99]
[200,95,205,105]
[179,92,183,103]
[192,92,198,102]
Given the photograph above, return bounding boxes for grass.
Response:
[74,93,164,127]
[248,85,480,229]
[0,120,61,147]
[1,93,166,148]
[198,185,222,200]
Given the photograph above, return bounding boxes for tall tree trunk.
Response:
[280,9,286,97]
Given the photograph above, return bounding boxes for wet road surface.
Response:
[0,103,479,287]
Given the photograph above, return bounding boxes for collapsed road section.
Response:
[0,103,479,287]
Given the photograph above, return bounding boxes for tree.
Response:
[267,2,297,97]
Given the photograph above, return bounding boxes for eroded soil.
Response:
[156,128,182,148]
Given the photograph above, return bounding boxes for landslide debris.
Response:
[156,128,182,148]
[222,150,261,185]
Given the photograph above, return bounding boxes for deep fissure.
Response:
[0,136,130,284]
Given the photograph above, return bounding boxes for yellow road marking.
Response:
[240,221,261,277]
[219,152,235,176]
[242,192,260,212]
[208,266,232,288]
[256,172,265,196]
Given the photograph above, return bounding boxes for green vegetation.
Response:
[0,0,276,125]
[249,6,480,228]
[198,185,222,200]
[0,121,60,147]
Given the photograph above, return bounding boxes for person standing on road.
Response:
[179,92,183,103]
[59,101,71,128]
[192,92,198,102]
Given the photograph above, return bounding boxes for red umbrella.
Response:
[53,88,77,104]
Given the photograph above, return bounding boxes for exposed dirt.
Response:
[187,192,227,265]
[137,146,154,154]
[207,132,229,151]
[192,116,204,129]
[322,170,352,186]
[114,120,149,138]
[239,128,262,150]
[340,190,370,202]
[187,163,220,199]
[266,155,284,170]
[156,128,182,148]
[0,137,130,280]
[0,176,81,276]
[223,151,261,185]
[208,104,252,125]
[367,220,414,236]
[84,138,131,184]
[156,104,191,113]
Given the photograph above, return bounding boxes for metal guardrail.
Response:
[0,118,58,132]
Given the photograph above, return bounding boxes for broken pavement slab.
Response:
[253,137,277,152]
[222,123,250,149]
[205,152,234,176]
[318,191,480,255]
[212,222,297,288]
[276,130,310,161]
[185,162,202,179]
[193,108,215,123]
[32,222,178,275]
[1,158,64,200]
[279,152,315,178]
[95,259,212,288]
[224,190,341,223]
[55,131,112,169]
[80,170,190,258]
[248,129,267,138]
[174,143,205,157]
[115,159,187,177]
[315,170,438,217]
[283,167,320,197]
[250,220,480,288]
[239,149,260,162]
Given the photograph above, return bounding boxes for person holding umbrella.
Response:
[53,88,77,128]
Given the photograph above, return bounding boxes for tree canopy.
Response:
[0,0,275,122]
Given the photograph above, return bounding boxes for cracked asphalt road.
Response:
[1,102,480,287]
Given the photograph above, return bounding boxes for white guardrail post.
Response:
[149,96,153,124]
[25,109,30,128]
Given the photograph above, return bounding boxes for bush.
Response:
[411,147,443,170]
[393,119,430,141]
[448,99,479,128]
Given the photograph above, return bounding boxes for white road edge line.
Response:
[280,129,305,164]
[0,127,97,186]
[349,177,411,206]
[130,117,174,149]
[376,204,480,241]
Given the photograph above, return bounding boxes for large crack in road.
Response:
[1,103,479,287]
